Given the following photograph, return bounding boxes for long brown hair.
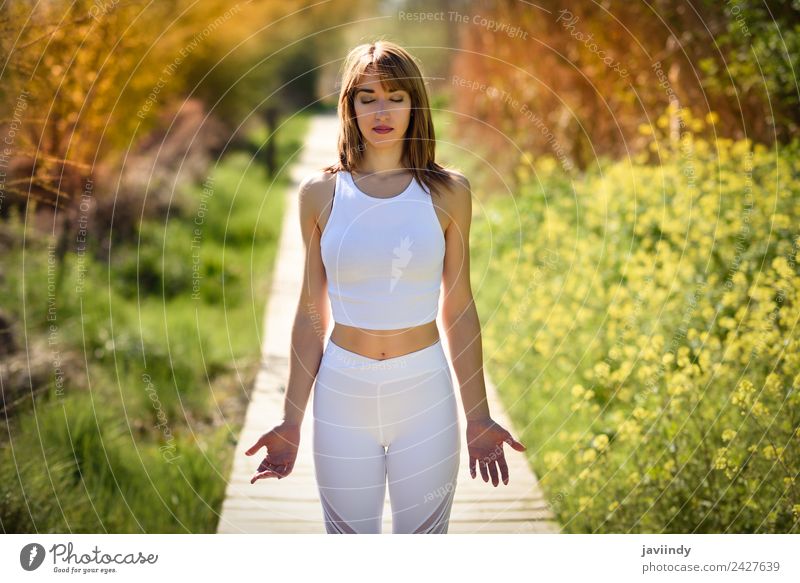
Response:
[321,40,458,198]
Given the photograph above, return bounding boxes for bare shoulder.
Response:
[446,169,471,196]
[299,170,337,199]
[436,169,471,215]
[298,170,338,220]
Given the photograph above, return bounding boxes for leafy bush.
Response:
[112,220,196,300]
[476,104,800,532]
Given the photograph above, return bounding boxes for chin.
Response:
[373,137,402,146]
[365,138,402,151]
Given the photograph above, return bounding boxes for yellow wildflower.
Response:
[592,434,609,451]
[714,447,728,469]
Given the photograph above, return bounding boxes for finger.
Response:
[264,460,293,479]
[470,456,476,479]
[250,470,279,484]
[505,434,526,452]
[498,456,509,485]
[245,436,264,456]
[479,459,489,482]
[488,461,499,487]
[257,458,277,472]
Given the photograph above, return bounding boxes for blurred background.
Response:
[1,0,798,533]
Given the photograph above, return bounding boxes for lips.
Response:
[373,126,393,134]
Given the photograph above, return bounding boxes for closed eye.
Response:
[361,97,404,104]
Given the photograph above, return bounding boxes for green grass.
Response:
[0,112,310,532]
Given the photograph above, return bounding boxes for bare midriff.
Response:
[329,319,440,361]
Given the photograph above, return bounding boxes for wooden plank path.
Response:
[217,113,561,534]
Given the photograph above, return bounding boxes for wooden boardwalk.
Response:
[217,113,560,534]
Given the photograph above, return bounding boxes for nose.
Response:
[374,98,390,119]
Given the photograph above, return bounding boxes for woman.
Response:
[246,40,526,534]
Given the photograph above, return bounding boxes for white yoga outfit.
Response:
[320,169,445,329]
[313,170,460,534]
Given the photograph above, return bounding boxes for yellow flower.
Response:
[669,382,688,396]
[544,451,565,469]
[714,447,728,469]
[594,361,611,380]
[592,434,610,451]
[608,501,620,512]
[764,373,782,396]
[733,379,755,407]
[618,419,641,440]
[690,118,705,133]
[721,429,736,442]
[721,291,738,308]
[751,401,769,417]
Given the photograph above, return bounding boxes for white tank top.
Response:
[320,170,445,330]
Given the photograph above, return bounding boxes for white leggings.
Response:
[312,337,460,534]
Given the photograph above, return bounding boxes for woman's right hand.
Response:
[246,422,301,483]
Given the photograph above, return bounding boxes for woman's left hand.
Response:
[466,417,526,486]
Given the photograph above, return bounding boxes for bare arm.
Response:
[247,174,330,483]
[441,173,490,421]
[440,173,526,487]
[282,174,331,425]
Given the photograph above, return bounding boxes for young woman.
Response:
[246,40,526,534]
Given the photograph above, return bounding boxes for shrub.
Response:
[476,105,800,532]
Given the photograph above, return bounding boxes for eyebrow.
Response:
[354,87,404,96]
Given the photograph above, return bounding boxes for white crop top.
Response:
[320,170,446,330]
